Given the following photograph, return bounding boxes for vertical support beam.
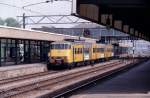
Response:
[138,32,140,38]
[15,39,18,65]
[28,40,31,63]
[139,32,142,38]
[98,6,101,24]
[23,40,26,63]
[72,0,77,14]
[40,41,42,62]
[23,13,26,29]
[112,18,115,28]
[135,30,138,38]
[0,39,1,67]
[142,34,144,39]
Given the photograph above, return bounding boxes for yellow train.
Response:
[47,41,113,69]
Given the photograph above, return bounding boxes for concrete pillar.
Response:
[0,39,1,66]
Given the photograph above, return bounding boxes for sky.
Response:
[0,0,86,28]
[0,0,72,19]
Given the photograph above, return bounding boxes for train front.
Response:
[47,42,72,68]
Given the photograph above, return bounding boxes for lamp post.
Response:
[22,0,51,28]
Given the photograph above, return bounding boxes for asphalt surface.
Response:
[70,60,150,96]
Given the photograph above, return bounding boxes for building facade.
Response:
[0,38,51,66]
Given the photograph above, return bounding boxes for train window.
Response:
[77,48,79,54]
[80,48,82,54]
[51,45,54,49]
[75,48,77,54]
[78,48,80,54]
[84,48,89,53]
[64,44,67,49]
[51,44,62,49]
[97,48,99,52]
[97,48,100,52]
[93,48,95,53]
[68,45,71,49]
[81,48,83,54]
[100,48,104,52]
[55,44,60,49]
[64,44,71,49]
[96,48,98,52]
[93,48,97,53]
[60,44,64,49]
[51,44,71,49]
[79,48,82,54]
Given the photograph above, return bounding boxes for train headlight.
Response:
[49,57,54,63]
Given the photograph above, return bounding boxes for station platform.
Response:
[70,60,150,98]
[0,63,47,80]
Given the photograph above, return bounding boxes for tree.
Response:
[0,18,4,25]
[5,17,21,27]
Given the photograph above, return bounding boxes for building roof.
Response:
[0,26,97,43]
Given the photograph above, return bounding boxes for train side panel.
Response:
[73,44,84,63]
[90,44,97,61]
[104,44,113,59]
[96,44,105,60]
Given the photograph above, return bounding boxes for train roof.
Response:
[51,41,72,44]
[51,41,112,47]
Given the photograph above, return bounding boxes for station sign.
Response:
[130,28,134,35]
[77,3,99,22]
[123,25,129,33]
[114,20,122,30]
[101,14,113,26]
[135,30,138,37]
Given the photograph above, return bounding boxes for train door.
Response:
[83,48,89,61]
[83,44,90,61]
[72,46,75,62]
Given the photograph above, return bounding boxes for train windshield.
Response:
[99,48,105,52]
[51,44,71,49]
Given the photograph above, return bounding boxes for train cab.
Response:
[48,41,73,67]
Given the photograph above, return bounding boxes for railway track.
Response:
[0,71,58,85]
[0,60,124,98]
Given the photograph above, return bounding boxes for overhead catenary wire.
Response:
[0,2,45,15]
[0,0,72,17]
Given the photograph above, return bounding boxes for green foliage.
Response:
[0,18,4,25]
[5,17,21,27]
[0,17,21,27]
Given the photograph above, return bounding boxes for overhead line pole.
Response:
[22,0,51,29]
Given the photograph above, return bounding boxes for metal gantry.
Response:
[17,15,90,26]
[21,0,73,28]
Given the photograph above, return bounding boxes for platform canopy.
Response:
[74,0,150,41]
